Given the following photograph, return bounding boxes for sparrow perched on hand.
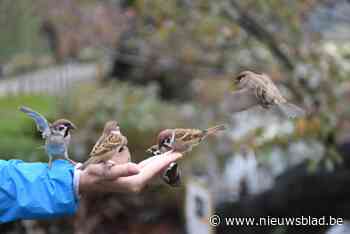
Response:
[146,145,181,187]
[20,106,76,168]
[228,71,305,118]
[80,121,129,170]
[154,125,226,154]
[147,125,225,186]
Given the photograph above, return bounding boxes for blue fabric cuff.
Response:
[0,159,79,223]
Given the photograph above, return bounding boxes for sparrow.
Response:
[20,106,76,168]
[147,125,225,186]
[80,121,128,170]
[155,125,226,154]
[146,145,181,187]
[228,71,305,118]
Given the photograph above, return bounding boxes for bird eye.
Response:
[236,74,245,81]
[161,136,173,147]
[58,126,65,131]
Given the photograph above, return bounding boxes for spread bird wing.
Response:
[241,75,267,90]
[242,74,280,97]
[19,106,50,138]
[90,133,127,157]
[223,88,259,113]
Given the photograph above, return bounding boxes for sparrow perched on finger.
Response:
[147,125,225,186]
[80,121,129,170]
[228,71,305,118]
[20,106,76,169]
[156,125,226,154]
[146,145,181,187]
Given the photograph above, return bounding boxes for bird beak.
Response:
[234,78,241,85]
[146,148,154,154]
[69,123,77,130]
[231,82,238,91]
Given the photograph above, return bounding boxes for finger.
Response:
[143,152,182,175]
[87,162,140,179]
[104,162,140,180]
[137,155,160,168]
[137,151,177,169]
[121,152,183,184]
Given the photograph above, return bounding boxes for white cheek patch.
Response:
[170,131,176,143]
[111,130,121,135]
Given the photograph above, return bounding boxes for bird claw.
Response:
[67,159,78,165]
[106,160,115,169]
[99,161,116,178]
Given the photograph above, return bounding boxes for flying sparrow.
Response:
[155,125,226,154]
[227,71,305,118]
[20,106,76,168]
[80,121,129,170]
[146,145,181,187]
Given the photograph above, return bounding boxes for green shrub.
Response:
[0,95,57,161]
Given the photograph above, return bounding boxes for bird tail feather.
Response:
[277,102,305,118]
[205,124,226,136]
[19,106,33,114]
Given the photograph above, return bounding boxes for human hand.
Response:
[79,147,183,194]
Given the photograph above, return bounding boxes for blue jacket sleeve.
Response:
[0,159,79,223]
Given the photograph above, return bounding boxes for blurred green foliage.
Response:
[0,0,46,60]
[0,95,57,161]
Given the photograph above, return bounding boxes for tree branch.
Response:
[221,0,295,71]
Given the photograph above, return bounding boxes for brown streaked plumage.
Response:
[156,125,226,154]
[147,125,225,187]
[229,70,305,118]
[80,121,128,170]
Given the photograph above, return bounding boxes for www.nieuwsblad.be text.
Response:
[209,215,343,227]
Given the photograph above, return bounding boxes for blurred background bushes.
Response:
[1,0,350,234]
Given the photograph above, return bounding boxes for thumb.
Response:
[136,152,183,182]
[104,162,140,179]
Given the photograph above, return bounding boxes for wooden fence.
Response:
[0,63,99,97]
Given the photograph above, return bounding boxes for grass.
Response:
[0,95,58,161]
